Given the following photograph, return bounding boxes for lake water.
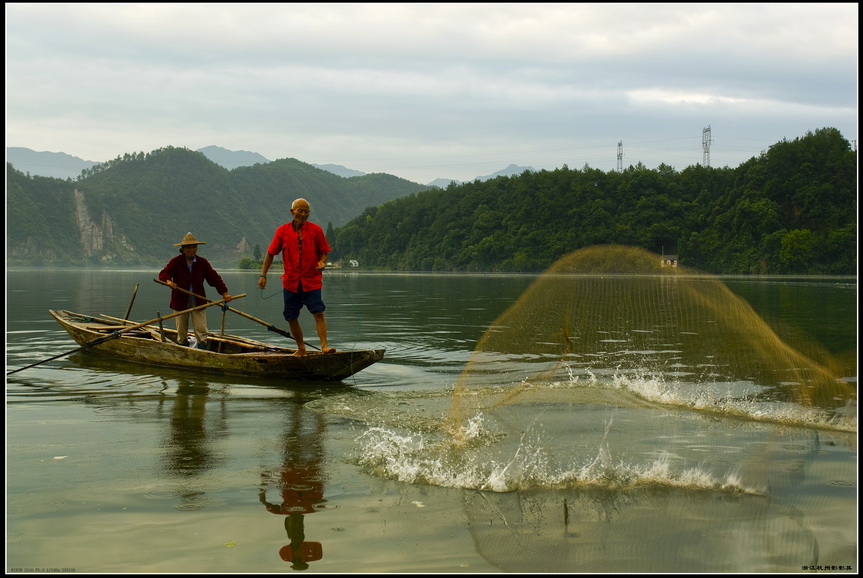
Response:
[5,267,857,573]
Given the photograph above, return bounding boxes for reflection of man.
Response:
[157,380,227,510]
[258,464,326,514]
[259,401,327,569]
[163,381,213,477]
[259,487,323,571]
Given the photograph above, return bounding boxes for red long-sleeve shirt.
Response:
[266,221,331,292]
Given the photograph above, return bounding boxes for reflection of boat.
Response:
[49,309,385,381]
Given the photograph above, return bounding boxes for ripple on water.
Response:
[137,479,229,512]
[92,405,149,415]
[7,492,69,514]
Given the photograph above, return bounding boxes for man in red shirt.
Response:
[258,198,335,356]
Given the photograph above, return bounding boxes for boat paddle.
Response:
[123,282,140,320]
[153,279,320,351]
[6,294,245,376]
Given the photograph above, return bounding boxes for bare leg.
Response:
[313,311,335,353]
[288,318,307,356]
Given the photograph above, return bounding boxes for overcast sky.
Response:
[5,3,858,184]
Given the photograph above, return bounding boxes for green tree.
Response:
[780,229,816,273]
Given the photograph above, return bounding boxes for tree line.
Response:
[331,128,856,275]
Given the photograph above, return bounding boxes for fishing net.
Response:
[446,244,856,440]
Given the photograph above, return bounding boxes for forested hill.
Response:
[331,127,856,275]
[6,146,433,268]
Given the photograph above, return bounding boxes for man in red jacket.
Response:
[258,198,335,356]
[159,232,232,349]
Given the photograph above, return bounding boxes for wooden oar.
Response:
[153,278,320,350]
[99,313,162,327]
[6,294,245,376]
[124,282,140,320]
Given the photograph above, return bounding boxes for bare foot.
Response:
[291,349,308,357]
[322,346,336,354]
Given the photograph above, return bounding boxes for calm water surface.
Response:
[5,269,857,573]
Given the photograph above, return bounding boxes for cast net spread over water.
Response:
[314,245,855,491]
[446,244,856,439]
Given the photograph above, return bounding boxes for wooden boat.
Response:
[48,309,385,382]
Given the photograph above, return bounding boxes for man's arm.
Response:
[258,253,275,289]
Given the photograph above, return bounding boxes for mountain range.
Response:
[6,144,437,268]
[6,146,533,186]
[5,128,857,275]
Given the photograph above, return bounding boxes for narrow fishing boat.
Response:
[47,309,385,382]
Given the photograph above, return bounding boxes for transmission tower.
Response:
[702,125,712,167]
[617,141,623,172]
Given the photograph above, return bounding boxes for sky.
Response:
[5,3,858,185]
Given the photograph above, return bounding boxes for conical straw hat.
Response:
[173,232,206,246]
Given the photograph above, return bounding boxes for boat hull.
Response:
[49,309,385,382]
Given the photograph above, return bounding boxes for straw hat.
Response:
[173,232,206,246]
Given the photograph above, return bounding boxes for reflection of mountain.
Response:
[259,399,328,570]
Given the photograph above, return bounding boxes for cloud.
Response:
[5,3,857,183]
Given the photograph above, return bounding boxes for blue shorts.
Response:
[282,288,326,321]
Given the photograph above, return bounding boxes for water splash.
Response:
[314,246,855,497]
[353,405,765,495]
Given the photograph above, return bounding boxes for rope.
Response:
[259,287,281,300]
